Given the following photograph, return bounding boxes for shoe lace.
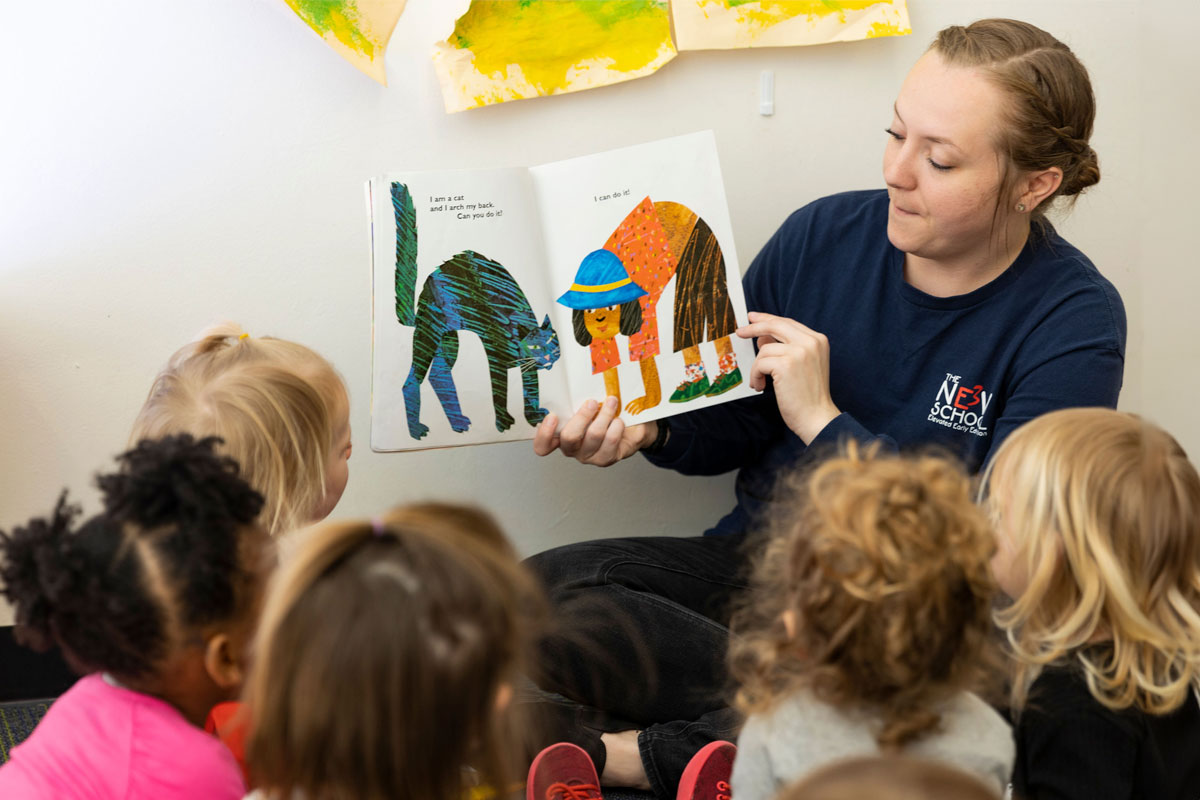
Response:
[716,779,731,800]
[546,781,602,800]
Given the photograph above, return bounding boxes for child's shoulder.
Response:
[46,674,246,799]
[932,692,1015,758]
[1022,666,1143,740]
[124,695,246,798]
[941,691,1010,726]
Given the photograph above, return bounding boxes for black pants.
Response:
[526,533,751,798]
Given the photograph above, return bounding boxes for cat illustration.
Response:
[392,182,560,440]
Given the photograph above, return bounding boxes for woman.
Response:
[529,19,1126,799]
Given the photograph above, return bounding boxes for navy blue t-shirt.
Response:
[646,190,1126,536]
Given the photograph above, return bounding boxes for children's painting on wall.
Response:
[368,132,757,452]
[283,0,409,84]
[432,0,676,113]
[672,0,911,51]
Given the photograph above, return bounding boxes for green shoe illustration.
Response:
[670,374,711,403]
[705,367,743,397]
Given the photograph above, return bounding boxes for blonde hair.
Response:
[730,445,998,748]
[130,322,346,537]
[777,755,1000,800]
[244,503,545,800]
[932,19,1099,228]
[982,408,1200,713]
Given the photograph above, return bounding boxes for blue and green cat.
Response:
[392,183,560,440]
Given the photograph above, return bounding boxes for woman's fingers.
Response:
[533,398,648,467]
[748,353,784,391]
[556,399,600,458]
[532,413,561,456]
[580,396,621,456]
[585,415,628,466]
[738,311,825,346]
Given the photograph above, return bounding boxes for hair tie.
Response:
[238,332,250,340]
[371,516,386,537]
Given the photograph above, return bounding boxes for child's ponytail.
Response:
[0,491,167,678]
[0,494,84,653]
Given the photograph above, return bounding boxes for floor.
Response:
[0,698,53,764]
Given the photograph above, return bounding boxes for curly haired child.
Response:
[243,502,545,800]
[0,435,274,799]
[130,322,351,538]
[983,408,1200,800]
[728,445,1013,800]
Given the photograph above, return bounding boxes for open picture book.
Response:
[368,131,758,452]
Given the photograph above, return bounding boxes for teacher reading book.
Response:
[529,18,1126,799]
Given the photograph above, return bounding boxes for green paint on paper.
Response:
[288,0,377,58]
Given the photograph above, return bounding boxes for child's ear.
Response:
[781,609,798,640]
[203,632,243,692]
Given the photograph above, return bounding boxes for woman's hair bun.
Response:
[1060,145,1101,197]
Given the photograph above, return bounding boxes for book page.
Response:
[530,131,758,426]
[370,168,569,451]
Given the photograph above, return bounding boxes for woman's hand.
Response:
[533,396,657,466]
[737,311,841,445]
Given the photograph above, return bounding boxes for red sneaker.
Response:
[676,740,736,800]
[527,742,603,800]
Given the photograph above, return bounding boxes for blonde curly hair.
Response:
[730,444,998,748]
[981,408,1200,714]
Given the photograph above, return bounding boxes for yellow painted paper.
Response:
[284,0,408,85]
[672,0,910,51]
[433,0,676,114]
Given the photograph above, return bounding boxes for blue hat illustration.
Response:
[557,249,648,309]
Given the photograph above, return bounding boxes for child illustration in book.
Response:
[560,196,743,415]
[558,249,649,410]
[392,182,561,440]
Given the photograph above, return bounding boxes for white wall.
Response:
[2,1,1196,626]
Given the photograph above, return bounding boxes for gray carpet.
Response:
[0,699,52,764]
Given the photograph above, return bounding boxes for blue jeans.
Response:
[526,533,750,798]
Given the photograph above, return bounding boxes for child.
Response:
[243,503,545,800]
[0,435,274,799]
[130,322,351,538]
[776,755,1000,800]
[728,445,1013,800]
[983,408,1200,800]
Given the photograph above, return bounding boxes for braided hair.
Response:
[933,19,1101,232]
[0,434,264,680]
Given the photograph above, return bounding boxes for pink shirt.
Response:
[0,674,245,799]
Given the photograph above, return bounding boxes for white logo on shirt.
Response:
[927,373,992,438]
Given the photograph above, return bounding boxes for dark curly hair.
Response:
[0,434,265,680]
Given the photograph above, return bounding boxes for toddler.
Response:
[983,408,1200,800]
[0,435,274,799]
[729,445,1013,799]
[131,322,351,537]
[243,503,545,800]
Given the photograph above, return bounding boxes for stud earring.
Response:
[1016,202,1027,212]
